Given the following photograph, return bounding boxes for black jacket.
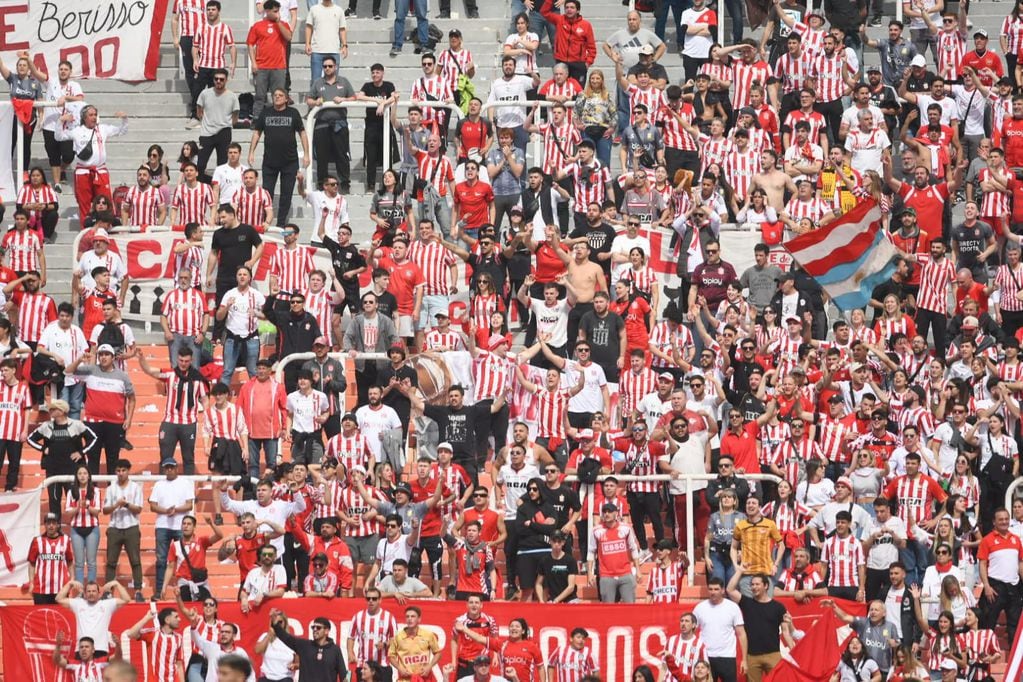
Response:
[515,494,558,551]
[263,298,322,357]
[877,585,923,647]
[706,475,753,512]
[272,624,347,682]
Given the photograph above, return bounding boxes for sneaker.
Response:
[374,12,382,19]
[613,135,622,145]
[438,10,450,17]
[345,7,355,15]
[184,118,201,129]
[389,47,400,57]
[134,592,145,603]
[120,435,134,451]
[467,9,479,17]
[53,183,63,194]
[414,46,423,54]
[868,15,882,25]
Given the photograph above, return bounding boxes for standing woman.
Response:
[965,412,1019,533]
[469,275,507,332]
[1001,1,1023,90]
[503,13,540,81]
[27,399,97,516]
[16,167,59,243]
[574,69,616,168]
[369,169,414,247]
[63,464,101,583]
[0,51,46,178]
[618,247,660,314]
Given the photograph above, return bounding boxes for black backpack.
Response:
[576,457,601,485]
[96,322,125,352]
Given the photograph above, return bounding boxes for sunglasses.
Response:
[576,348,590,353]
[324,181,338,186]
[936,549,951,555]
[706,249,719,254]
[291,299,304,304]
[204,602,217,607]
[386,523,399,528]
[628,222,641,227]
[366,596,380,601]
[472,493,487,498]
[311,625,325,631]
[545,468,559,474]
[527,486,540,492]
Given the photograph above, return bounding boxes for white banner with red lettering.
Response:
[0,0,170,81]
[0,488,43,587]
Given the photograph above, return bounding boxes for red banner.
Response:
[0,597,865,682]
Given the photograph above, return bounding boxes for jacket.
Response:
[271,623,347,682]
[342,313,399,372]
[540,5,596,65]
[237,376,288,439]
[878,584,924,647]
[515,494,558,551]
[263,298,322,358]
[301,357,347,405]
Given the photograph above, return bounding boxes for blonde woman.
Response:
[574,69,615,167]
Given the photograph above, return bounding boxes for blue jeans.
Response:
[169,333,201,364]
[70,526,99,583]
[310,52,340,82]
[155,528,182,595]
[248,438,279,479]
[187,661,205,682]
[724,0,744,44]
[222,335,259,382]
[708,555,736,585]
[900,538,931,587]
[581,128,612,168]
[393,0,428,49]
[60,382,85,420]
[655,0,687,48]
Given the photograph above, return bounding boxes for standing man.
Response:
[306,55,355,192]
[347,587,398,680]
[270,610,347,682]
[246,0,292,123]
[588,503,643,603]
[249,89,309,227]
[23,512,73,604]
[102,459,144,602]
[189,1,236,128]
[55,106,127,229]
[693,577,747,682]
[603,11,666,139]
[725,569,787,682]
[66,346,135,475]
[389,606,442,681]
[305,0,348,80]
[161,268,209,362]
[40,59,84,191]
[0,357,31,492]
[357,64,399,189]
[148,459,196,600]
[136,348,209,475]
[172,0,206,124]
[194,69,239,180]
[978,508,1023,646]
[238,358,289,479]
[541,0,596,86]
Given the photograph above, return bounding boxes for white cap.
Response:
[910,55,927,68]
[437,442,454,452]
[96,344,116,355]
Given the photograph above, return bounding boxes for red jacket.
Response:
[540,6,596,65]
[237,376,288,440]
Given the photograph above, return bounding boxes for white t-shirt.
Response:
[305,3,346,53]
[795,478,835,508]
[845,128,891,176]
[809,501,873,537]
[213,163,248,204]
[564,360,607,414]
[191,631,255,682]
[636,391,671,428]
[355,404,402,460]
[149,477,196,530]
[486,75,534,128]
[529,298,570,348]
[68,598,119,649]
[220,286,267,337]
[929,422,962,472]
[375,534,413,574]
[38,321,88,386]
[692,598,744,656]
[864,516,907,570]
[610,234,652,260]
[258,636,296,681]
[242,565,287,598]
[503,32,539,75]
[914,93,958,126]
[658,433,709,495]
[305,190,349,242]
[679,7,716,58]
[41,77,84,132]
[841,105,885,133]
[77,251,127,291]
[496,463,541,519]
[286,389,329,433]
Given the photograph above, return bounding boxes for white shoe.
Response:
[185,118,201,129]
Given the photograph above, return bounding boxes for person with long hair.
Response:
[503,13,540,79]
[458,616,545,681]
[374,461,396,501]
[965,411,1017,533]
[617,247,660,313]
[737,187,779,233]
[1001,1,1023,90]
[469,275,507,332]
[27,399,97,515]
[942,454,980,522]
[514,477,557,602]
[794,459,835,512]
[763,478,815,571]
[873,294,917,346]
[705,488,745,585]
[17,166,59,243]
[574,69,616,167]
[177,140,199,173]
[474,310,511,351]
[370,168,414,247]
[632,664,657,682]
[0,318,30,360]
[937,574,974,630]
[699,44,734,123]
[0,51,46,174]
[920,541,964,625]
[833,636,881,682]
[942,495,982,580]
[174,589,225,682]
[887,644,929,682]
[144,144,172,207]
[64,464,101,583]
[924,611,967,678]
[358,661,388,682]
[847,449,886,519]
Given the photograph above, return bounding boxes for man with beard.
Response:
[317,222,365,317]
[411,385,504,485]
[993,96,1023,170]
[839,84,887,143]
[577,292,626,385]
[567,201,617,282]
[884,155,966,246]
[354,385,402,472]
[262,291,320,392]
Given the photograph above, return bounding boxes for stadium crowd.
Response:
[5,0,1023,680]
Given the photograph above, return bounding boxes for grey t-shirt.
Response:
[604,28,664,69]
[377,574,429,595]
[309,76,356,126]
[376,499,429,534]
[851,617,898,672]
[740,264,783,310]
[952,220,994,275]
[7,73,42,100]
[197,88,240,136]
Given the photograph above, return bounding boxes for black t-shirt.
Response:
[466,252,507,292]
[322,234,367,292]
[738,595,787,655]
[578,310,625,382]
[423,404,484,464]
[539,552,578,601]
[627,61,668,84]
[254,106,305,165]
[211,223,262,283]
[375,291,399,320]
[569,223,617,279]
[543,484,581,527]
[360,80,396,126]
[379,364,418,422]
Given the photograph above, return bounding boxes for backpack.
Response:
[95,322,125,352]
[410,23,443,50]
[576,457,602,485]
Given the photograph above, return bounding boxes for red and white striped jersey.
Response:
[314,478,344,519]
[758,421,792,466]
[160,369,208,425]
[619,368,658,417]
[775,51,814,94]
[339,485,384,537]
[424,328,465,351]
[194,21,234,70]
[16,184,58,229]
[66,661,106,682]
[27,533,72,594]
[172,182,214,225]
[731,126,771,153]
[1004,15,1023,53]
[175,243,205,289]
[650,321,693,368]
[190,615,223,643]
[873,316,916,345]
[415,152,455,198]
[812,51,853,103]
[926,631,966,672]
[161,287,206,336]
[547,645,597,682]
[990,93,1013,133]
[762,499,814,533]
[699,135,732,175]
[437,48,474,92]
[821,533,865,587]
[472,350,513,402]
[173,0,206,37]
[410,75,454,126]
[0,380,30,439]
[772,437,825,485]
[349,608,398,666]
[231,186,273,227]
[848,325,879,346]
[431,461,471,521]
[979,168,1011,217]
[611,436,663,493]
[66,486,101,528]
[732,60,772,109]
[724,146,762,200]
[538,78,582,123]
[539,120,582,175]
[470,293,505,330]
[18,293,56,343]
[621,265,658,299]
[325,432,374,473]
[783,196,828,225]
[561,161,612,207]
[302,286,335,347]
[699,62,733,90]
[408,239,457,296]
[961,627,1000,665]
[535,387,571,439]
[784,109,827,146]
[139,628,184,682]
[883,474,946,526]
[124,185,165,225]
[663,634,706,681]
[937,30,967,80]
[626,84,668,128]
[790,22,827,56]
[995,264,1023,312]
[655,103,699,152]
[944,472,980,508]
[646,560,686,603]
[269,245,315,294]
[2,228,41,272]
[768,334,803,375]
[897,405,936,441]
[204,402,246,439]
[917,256,955,314]
[776,566,824,591]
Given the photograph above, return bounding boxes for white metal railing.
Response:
[302,100,465,186]
[1006,477,1023,511]
[41,474,250,487]
[482,100,556,171]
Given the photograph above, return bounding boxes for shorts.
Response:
[516,550,550,588]
[417,294,451,331]
[344,534,379,564]
[396,314,414,337]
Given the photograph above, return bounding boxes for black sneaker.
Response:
[214,514,224,526]
[134,592,145,603]
[389,47,400,57]
[120,436,134,451]
[438,10,450,17]
[467,9,479,17]
[374,13,382,19]
[414,46,423,54]
[345,7,355,16]
[868,15,882,25]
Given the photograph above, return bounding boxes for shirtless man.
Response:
[494,421,556,469]
[556,241,608,356]
[751,148,797,213]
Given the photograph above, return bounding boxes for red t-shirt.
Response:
[610,296,652,351]
[955,281,989,314]
[234,531,271,578]
[410,477,452,537]
[567,446,613,472]
[960,50,1003,86]
[168,536,212,581]
[379,255,425,315]
[534,241,569,283]
[719,422,759,473]
[246,20,290,69]
[453,180,494,230]
[1008,177,1023,224]
[898,181,949,246]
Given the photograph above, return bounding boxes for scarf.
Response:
[463,540,486,575]
[174,366,205,415]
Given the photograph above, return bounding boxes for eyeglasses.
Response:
[689,382,704,388]
[213,77,226,82]
[363,300,377,306]
[936,549,951,555]
[871,415,886,421]
[479,241,493,247]
[203,602,217,607]
[791,423,804,429]
[741,345,755,350]
[576,348,591,353]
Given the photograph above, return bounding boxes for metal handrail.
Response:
[41,474,250,487]
[302,100,465,187]
[1005,476,1023,511]
[482,100,556,170]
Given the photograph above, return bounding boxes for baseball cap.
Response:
[849,361,866,372]
[388,344,406,356]
[437,442,454,452]
[394,482,413,496]
[434,311,449,319]
[827,394,845,404]
[638,45,654,55]
[961,315,979,329]
[601,502,619,513]
[44,512,59,523]
[940,660,958,671]
[897,206,917,218]
[866,65,882,73]
[312,336,329,347]
[911,55,927,67]
[96,344,116,355]
[785,316,803,326]
[658,371,675,382]
[974,28,988,38]
[738,106,756,117]
[92,228,110,242]
[576,428,595,441]
[551,530,569,542]
[161,458,179,468]
[449,29,462,37]
[835,476,853,489]
[342,412,358,423]
[473,654,492,665]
